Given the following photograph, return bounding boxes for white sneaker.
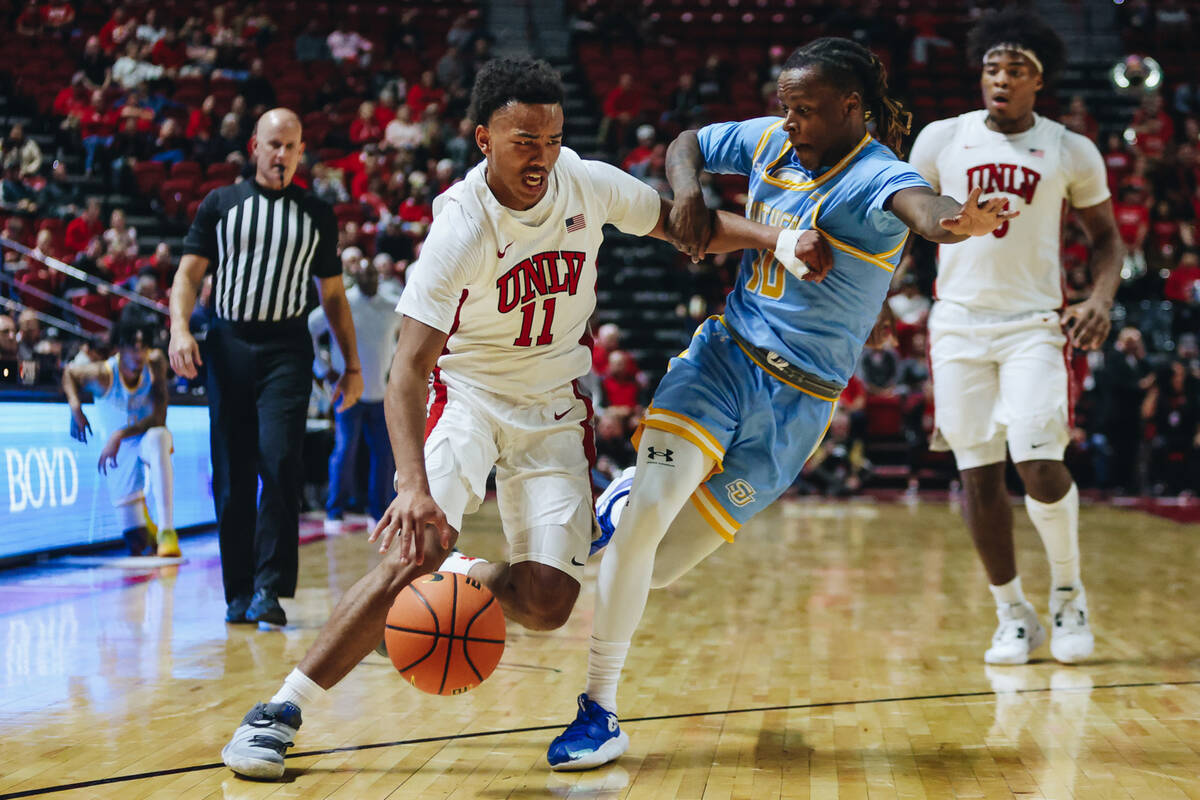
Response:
[1049,587,1094,664]
[984,601,1046,665]
[323,518,344,534]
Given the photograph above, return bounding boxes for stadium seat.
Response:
[205,162,239,183]
[133,161,167,198]
[170,161,204,182]
[71,293,113,334]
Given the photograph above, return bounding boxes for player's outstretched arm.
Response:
[370,316,456,562]
[664,130,711,261]
[889,186,1018,243]
[648,197,834,282]
[62,360,108,443]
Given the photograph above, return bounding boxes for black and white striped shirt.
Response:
[183,181,339,322]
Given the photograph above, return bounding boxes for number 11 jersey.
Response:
[397,146,661,396]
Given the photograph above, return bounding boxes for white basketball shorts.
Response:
[422,373,594,581]
[104,426,173,506]
[929,301,1071,470]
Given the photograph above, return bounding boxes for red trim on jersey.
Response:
[424,368,449,441]
[424,289,469,441]
[575,326,599,497]
[1063,339,1078,429]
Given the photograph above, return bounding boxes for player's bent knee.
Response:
[510,561,579,630]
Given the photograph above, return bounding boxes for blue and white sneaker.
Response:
[221,701,302,779]
[547,693,629,771]
[592,466,636,556]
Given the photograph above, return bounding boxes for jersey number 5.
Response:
[514,297,556,346]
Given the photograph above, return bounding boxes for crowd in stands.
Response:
[2,0,1197,497]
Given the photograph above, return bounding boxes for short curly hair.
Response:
[468,58,565,126]
[966,8,1066,85]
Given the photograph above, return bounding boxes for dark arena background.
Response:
[1,0,1198,797]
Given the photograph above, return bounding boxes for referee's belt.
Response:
[719,317,845,402]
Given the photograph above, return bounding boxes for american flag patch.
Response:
[565,214,586,232]
[1029,148,1045,157]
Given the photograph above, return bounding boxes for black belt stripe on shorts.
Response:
[719,317,845,402]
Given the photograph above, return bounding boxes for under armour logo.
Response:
[646,447,674,462]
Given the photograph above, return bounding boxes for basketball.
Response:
[384,571,506,695]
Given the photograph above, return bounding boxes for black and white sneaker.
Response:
[221,701,302,779]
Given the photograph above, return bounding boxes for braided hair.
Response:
[782,38,912,157]
[966,9,1065,85]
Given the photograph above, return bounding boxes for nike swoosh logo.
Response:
[497,242,513,258]
[554,409,571,420]
[1030,441,1047,449]
[571,557,585,566]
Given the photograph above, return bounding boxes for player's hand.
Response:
[1061,296,1112,350]
[939,186,1019,237]
[865,302,898,349]
[331,370,364,412]
[369,487,456,563]
[97,433,121,474]
[70,408,92,443]
[792,229,834,282]
[168,327,202,379]
[667,188,713,262]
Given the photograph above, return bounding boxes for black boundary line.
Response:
[3,678,1197,799]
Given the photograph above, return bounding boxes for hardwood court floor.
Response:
[1,498,1198,799]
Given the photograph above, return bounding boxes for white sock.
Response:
[584,637,630,714]
[439,551,486,576]
[990,575,1027,607]
[269,667,326,709]
[1025,482,1080,591]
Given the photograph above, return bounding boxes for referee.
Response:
[168,108,363,627]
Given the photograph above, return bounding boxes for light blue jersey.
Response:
[639,119,930,539]
[698,117,929,384]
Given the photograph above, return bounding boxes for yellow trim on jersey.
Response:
[807,402,838,462]
[691,485,740,542]
[874,231,910,260]
[759,132,873,192]
[640,407,726,464]
[808,193,899,273]
[718,317,841,402]
[751,120,785,163]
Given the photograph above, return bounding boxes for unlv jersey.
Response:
[909,110,1110,313]
[397,147,660,396]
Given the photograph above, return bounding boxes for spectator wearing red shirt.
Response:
[406,71,445,120]
[1164,250,1200,304]
[65,197,105,256]
[1113,186,1149,259]
[599,73,642,151]
[53,74,90,117]
[41,2,76,34]
[1149,199,1183,261]
[151,28,188,70]
[621,125,657,175]
[136,242,176,289]
[76,90,120,174]
[602,351,641,412]
[1128,94,1175,161]
[98,7,137,55]
[1102,132,1132,192]
[374,89,399,128]
[592,323,622,375]
[349,102,383,145]
[187,95,218,140]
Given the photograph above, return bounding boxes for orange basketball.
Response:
[385,571,506,695]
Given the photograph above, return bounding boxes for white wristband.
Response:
[774,228,810,279]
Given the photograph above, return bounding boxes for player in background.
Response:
[906,10,1122,666]
[220,57,835,781]
[548,36,1017,771]
[63,321,179,557]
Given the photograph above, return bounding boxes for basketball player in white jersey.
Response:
[221,57,834,780]
[907,10,1123,665]
[62,321,178,558]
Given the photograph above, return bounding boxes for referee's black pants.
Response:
[205,318,312,603]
